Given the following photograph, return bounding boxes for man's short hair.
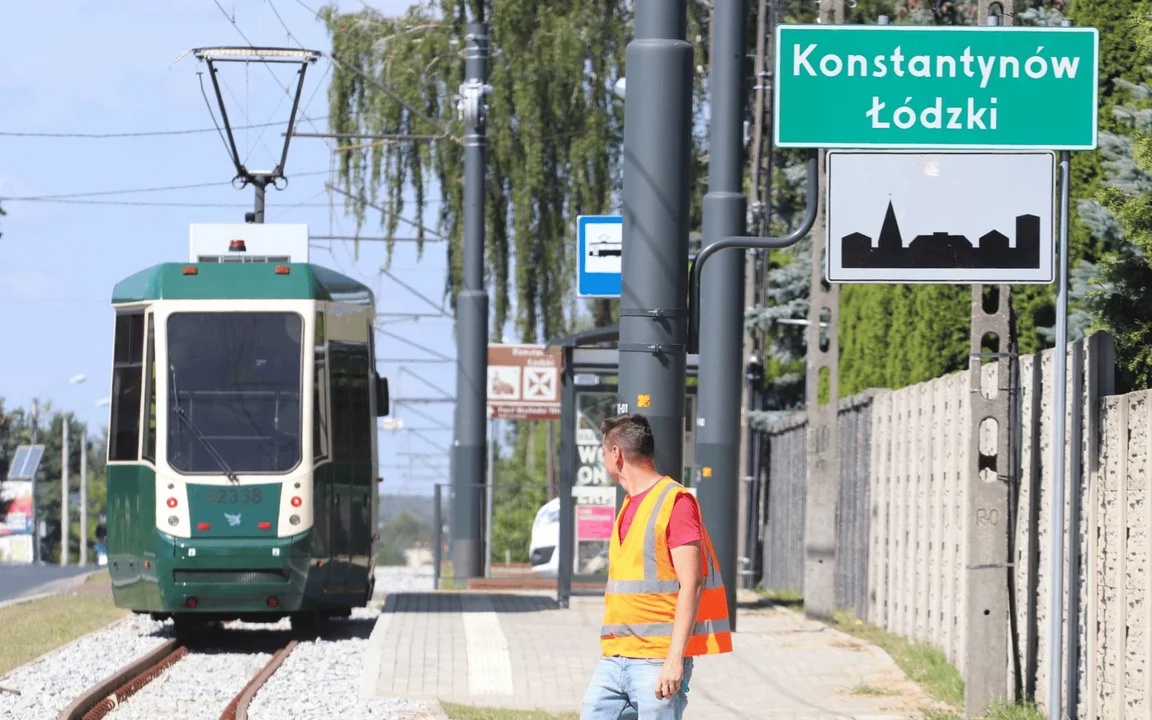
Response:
[601,412,656,463]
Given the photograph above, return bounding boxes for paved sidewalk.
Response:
[365,591,936,718]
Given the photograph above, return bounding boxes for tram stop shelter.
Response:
[548,325,700,608]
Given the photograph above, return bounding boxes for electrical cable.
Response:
[0,116,329,139]
[0,170,332,201]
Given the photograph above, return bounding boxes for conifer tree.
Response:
[1068,11,1152,386]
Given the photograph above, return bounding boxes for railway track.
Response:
[57,626,299,720]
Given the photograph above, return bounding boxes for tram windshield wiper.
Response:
[172,405,240,483]
[170,367,240,484]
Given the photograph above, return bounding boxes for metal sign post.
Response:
[1047,125,1074,720]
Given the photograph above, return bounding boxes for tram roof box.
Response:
[189,223,310,264]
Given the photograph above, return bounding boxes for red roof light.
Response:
[229,240,247,252]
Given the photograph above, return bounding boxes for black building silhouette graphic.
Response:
[841,200,1042,270]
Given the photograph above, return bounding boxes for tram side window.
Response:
[313,311,329,461]
[141,315,157,463]
[110,312,145,461]
[329,341,371,472]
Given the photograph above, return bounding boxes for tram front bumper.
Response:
[155,530,313,613]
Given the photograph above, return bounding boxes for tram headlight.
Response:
[289,514,301,526]
[168,515,179,526]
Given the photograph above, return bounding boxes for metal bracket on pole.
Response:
[457,79,492,126]
[688,150,818,354]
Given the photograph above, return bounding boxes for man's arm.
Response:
[655,495,704,699]
[667,540,704,662]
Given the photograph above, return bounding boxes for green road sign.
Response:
[774,24,1099,150]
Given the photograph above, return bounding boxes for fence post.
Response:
[963,284,1013,715]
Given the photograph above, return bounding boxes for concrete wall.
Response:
[757,332,1150,716]
[760,392,876,617]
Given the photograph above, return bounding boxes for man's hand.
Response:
[655,657,684,699]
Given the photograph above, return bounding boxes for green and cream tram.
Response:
[104,224,388,633]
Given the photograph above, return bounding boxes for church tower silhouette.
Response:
[877,199,902,254]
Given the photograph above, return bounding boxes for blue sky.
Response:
[0,0,479,496]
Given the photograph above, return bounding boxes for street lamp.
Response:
[30,374,87,439]
[27,373,86,566]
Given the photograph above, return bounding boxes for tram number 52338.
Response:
[206,487,263,504]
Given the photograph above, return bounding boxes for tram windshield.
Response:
[167,311,304,474]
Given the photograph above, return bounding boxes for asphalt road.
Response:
[0,564,93,603]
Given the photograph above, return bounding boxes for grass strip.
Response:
[0,593,128,676]
[440,701,578,720]
[827,609,1043,720]
[754,588,804,612]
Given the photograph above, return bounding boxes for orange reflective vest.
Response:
[600,476,733,658]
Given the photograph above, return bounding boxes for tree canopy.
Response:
[0,399,107,564]
[321,0,716,342]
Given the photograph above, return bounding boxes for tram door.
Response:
[328,340,374,596]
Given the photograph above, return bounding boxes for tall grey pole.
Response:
[79,428,87,567]
[60,415,69,566]
[618,0,693,497]
[30,398,40,565]
[451,22,490,581]
[697,0,747,629]
[1047,150,1073,720]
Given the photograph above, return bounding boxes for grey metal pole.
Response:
[485,418,495,578]
[60,415,68,566]
[697,0,747,630]
[557,346,576,608]
[1047,152,1073,720]
[451,22,490,581]
[253,177,266,224]
[79,428,87,567]
[433,483,442,590]
[30,398,39,565]
[618,0,693,487]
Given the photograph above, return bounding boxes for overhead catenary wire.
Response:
[327,183,444,239]
[0,116,329,139]
[380,268,449,314]
[398,366,454,399]
[0,170,332,202]
[374,328,453,363]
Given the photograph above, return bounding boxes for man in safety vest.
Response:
[579,412,732,720]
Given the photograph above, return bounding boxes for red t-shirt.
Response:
[618,481,703,564]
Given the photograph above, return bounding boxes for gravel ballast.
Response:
[0,565,440,720]
[0,613,171,719]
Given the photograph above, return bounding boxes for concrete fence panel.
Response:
[755,332,1152,719]
[760,393,876,614]
[863,372,969,665]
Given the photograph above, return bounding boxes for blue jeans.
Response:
[579,656,694,720]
